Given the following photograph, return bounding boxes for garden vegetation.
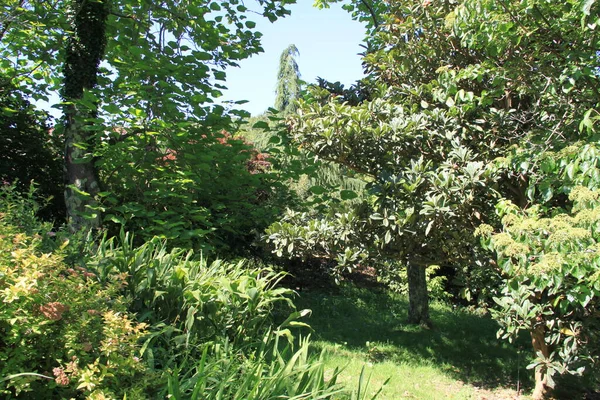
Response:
[1,0,599,399]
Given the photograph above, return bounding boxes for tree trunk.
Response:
[407,262,431,326]
[64,120,101,233]
[62,0,109,233]
[531,321,550,400]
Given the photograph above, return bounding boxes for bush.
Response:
[478,188,600,398]
[98,127,286,255]
[0,199,149,398]
[89,232,295,347]
[0,87,64,222]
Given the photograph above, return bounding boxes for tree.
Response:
[451,0,600,396]
[1,0,295,233]
[0,83,64,221]
[269,0,507,325]
[274,44,302,114]
[274,0,600,395]
[61,0,109,232]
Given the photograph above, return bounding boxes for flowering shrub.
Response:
[0,216,149,398]
[477,187,600,398]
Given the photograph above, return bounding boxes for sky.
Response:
[219,1,367,116]
[36,1,367,119]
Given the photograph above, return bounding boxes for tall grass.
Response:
[166,332,346,399]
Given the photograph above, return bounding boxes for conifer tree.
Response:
[274,44,301,114]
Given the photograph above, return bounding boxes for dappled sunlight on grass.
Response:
[295,284,533,399]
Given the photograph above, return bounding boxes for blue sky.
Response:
[219,1,367,116]
[37,1,366,119]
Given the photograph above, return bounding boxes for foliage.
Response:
[478,187,600,395]
[315,77,376,107]
[448,0,600,396]
[0,183,54,237]
[0,86,64,221]
[88,231,297,347]
[166,332,350,399]
[273,0,600,329]
[269,86,501,323]
[0,191,149,399]
[1,0,297,232]
[269,0,545,325]
[0,186,364,399]
[377,264,450,302]
[275,44,302,114]
[98,126,284,254]
[267,207,368,276]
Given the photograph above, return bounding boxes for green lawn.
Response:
[294,285,533,399]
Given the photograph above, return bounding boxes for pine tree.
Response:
[274,44,301,115]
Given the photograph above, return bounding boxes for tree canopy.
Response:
[1,0,295,232]
[267,1,600,396]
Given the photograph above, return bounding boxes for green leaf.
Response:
[309,185,327,195]
[340,190,358,200]
[252,121,270,130]
[268,135,281,144]
[384,230,391,244]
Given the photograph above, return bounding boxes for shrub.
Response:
[0,87,65,222]
[478,188,600,398]
[88,232,296,347]
[0,195,149,398]
[98,127,285,255]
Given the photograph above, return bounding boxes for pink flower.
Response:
[53,367,70,386]
[39,302,69,321]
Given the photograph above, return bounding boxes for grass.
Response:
[293,284,534,399]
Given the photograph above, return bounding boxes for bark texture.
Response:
[63,0,109,232]
[531,322,550,400]
[407,262,431,326]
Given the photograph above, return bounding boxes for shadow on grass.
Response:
[294,284,533,392]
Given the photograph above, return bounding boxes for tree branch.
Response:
[360,0,380,30]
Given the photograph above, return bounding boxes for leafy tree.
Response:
[273,0,600,357]
[449,0,600,396]
[274,44,302,114]
[269,0,511,325]
[1,0,295,233]
[0,84,64,221]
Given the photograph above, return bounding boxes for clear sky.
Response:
[36,1,366,119]
[219,1,367,116]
